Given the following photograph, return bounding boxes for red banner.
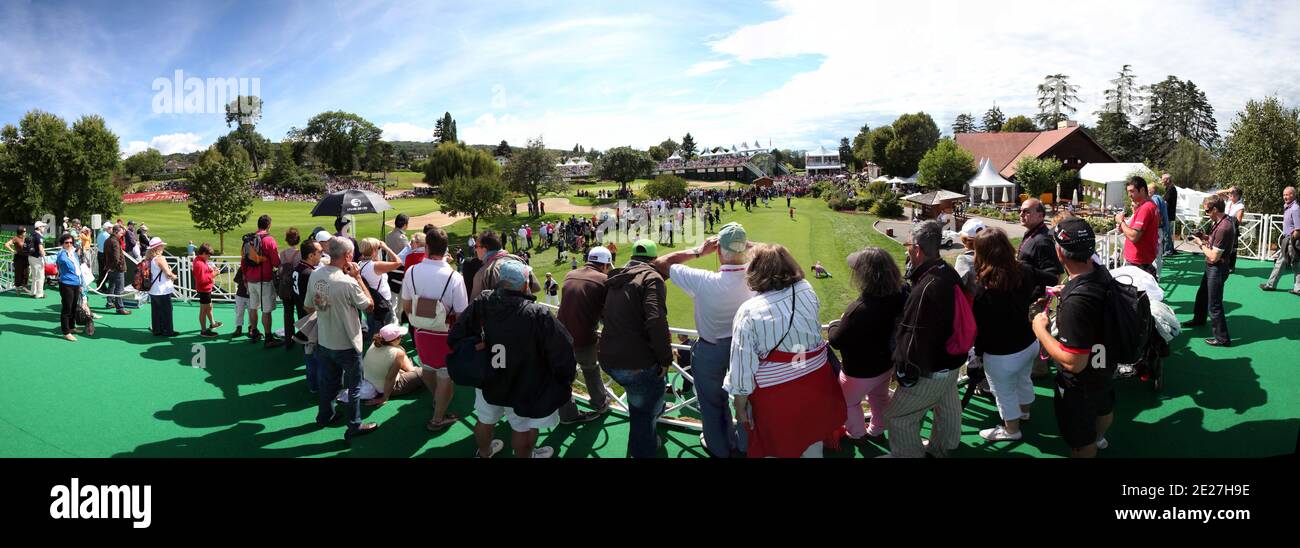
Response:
[123,191,189,204]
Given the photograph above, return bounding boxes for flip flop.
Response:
[426,413,461,432]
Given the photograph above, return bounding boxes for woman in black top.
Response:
[971,228,1057,442]
[828,247,905,441]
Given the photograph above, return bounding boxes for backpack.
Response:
[133,259,163,292]
[241,232,265,266]
[26,233,42,258]
[945,285,977,355]
[1102,274,1152,366]
[276,250,300,302]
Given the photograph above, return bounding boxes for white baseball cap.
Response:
[102,221,114,230]
[33,221,47,229]
[315,231,332,242]
[959,219,987,239]
[587,246,612,265]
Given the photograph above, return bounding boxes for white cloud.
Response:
[119,132,205,156]
[685,60,731,76]
[381,122,433,142]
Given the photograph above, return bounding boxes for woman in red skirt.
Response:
[726,244,845,457]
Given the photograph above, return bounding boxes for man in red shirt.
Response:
[1116,176,1161,279]
[246,214,283,348]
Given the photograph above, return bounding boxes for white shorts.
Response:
[246,280,277,312]
[473,389,560,433]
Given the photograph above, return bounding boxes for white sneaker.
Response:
[980,425,1023,442]
[531,446,555,459]
[1095,437,1109,450]
[476,439,505,458]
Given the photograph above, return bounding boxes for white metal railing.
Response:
[1174,212,1284,261]
[536,301,830,431]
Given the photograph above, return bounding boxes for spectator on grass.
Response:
[400,227,467,432]
[56,233,83,342]
[361,324,442,416]
[727,243,844,458]
[600,239,673,457]
[451,259,576,458]
[885,220,965,458]
[303,236,379,442]
[554,246,614,425]
[971,228,1057,442]
[294,239,323,393]
[145,237,179,337]
[194,244,221,337]
[1116,176,1161,279]
[651,223,755,457]
[245,214,283,349]
[829,247,905,444]
[1031,218,1116,457]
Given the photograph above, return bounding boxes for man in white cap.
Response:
[651,222,755,457]
[27,221,47,299]
[555,246,614,424]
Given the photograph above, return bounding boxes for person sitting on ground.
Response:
[727,243,845,458]
[812,260,832,278]
[451,260,576,458]
[829,247,905,445]
[361,324,442,413]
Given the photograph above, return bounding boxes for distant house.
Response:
[162,159,191,174]
[494,155,509,167]
[954,122,1115,179]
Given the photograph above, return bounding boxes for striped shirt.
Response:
[725,279,824,396]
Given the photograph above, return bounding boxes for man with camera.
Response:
[1031,218,1115,458]
[1260,186,1300,295]
[1183,195,1237,347]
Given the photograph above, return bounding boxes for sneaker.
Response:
[475,439,505,458]
[231,326,243,338]
[263,335,284,349]
[980,425,1022,442]
[1204,338,1231,347]
[199,330,218,338]
[1260,283,1275,291]
[530,446,555,459]
[1095,437,1109,450]
[1116,364,1136,378]
[116,309,131,315]
[63,333,77,342]
[1289,290,1300,297]
[343,422,379,443]
[559,410,601,425]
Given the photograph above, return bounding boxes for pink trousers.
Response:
[839,368,893,438]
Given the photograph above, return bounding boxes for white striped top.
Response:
[724,279,824,396]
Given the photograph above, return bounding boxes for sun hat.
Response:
[717,222,748,253]
[586,246,612,265]
[147,237,166,250]
[377,324,408,342]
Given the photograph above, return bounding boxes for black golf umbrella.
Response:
[311,189,394,217]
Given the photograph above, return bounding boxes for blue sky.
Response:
[3,0,1299,157]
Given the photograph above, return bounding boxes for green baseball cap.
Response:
[718,222,747,253]
[632,239,658,258]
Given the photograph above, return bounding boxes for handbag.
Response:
[408,264,454,331]
[446,300,495,388]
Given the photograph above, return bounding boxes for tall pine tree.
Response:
[680,133,697,159]
[1036,74,1080,129]
[951,113,976,134]
[981,105,1005,132]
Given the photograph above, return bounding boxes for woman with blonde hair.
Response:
[828,247,905,443]
[726,243,845,457]
[358,237,402,340]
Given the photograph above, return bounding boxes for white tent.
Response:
[871,176,890,184]
[967,157,1016,204]
[1079,163,1155,209]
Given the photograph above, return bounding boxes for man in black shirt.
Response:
[1031,217,1114,458]
[1018,198,1062,378]
[1184,195,1236,346]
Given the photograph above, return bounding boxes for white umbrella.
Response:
[1002,186,1011,203]
[981,186,990,202]
[1073,187,1080,205]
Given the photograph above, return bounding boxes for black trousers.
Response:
[1192,263,1231,343]
[150,293,174,335]
[13,255,28,289]
[60,284,80,334]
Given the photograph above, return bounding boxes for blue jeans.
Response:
[316,346,363,432]
[1192,264,1231,343]
[304,352,321,393]
[606,367,666,458]
[692,338,747,457]
[1162,219,1175,254]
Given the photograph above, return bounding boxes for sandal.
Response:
[426,413,461,432]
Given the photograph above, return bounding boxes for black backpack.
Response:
[26,233,42,258]
[1102,274,1152,366]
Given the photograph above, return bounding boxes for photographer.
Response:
[1031,218,1115,458]
[1183,195,1236,347]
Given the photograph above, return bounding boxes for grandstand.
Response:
[655,141,788,182]
[555,157,593,180]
